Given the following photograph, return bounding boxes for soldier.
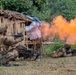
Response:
[0,26,24,66]
[16,45,41,61]
[50,44,71,58]
[71,49,76,56]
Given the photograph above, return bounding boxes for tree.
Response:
[49,0,76,21]
[32,0,46,11]
[1,0,76,22]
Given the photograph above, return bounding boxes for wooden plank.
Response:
[25,41,59,45]
[42,42,59,45]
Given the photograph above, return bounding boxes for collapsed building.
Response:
[0,9,42,53]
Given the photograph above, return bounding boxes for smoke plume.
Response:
[40,15,76,44]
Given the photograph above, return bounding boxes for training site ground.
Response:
[0,56,76,75]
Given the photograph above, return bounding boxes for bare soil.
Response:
[0,56,76,75]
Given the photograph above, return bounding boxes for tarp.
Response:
[25,19,41,40]
[25,15,41,23]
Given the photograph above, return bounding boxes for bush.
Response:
[71,44,76,49]
[50,44,63,52]
[43,43,63,54]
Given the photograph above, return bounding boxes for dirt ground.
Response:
[0,56,76,75]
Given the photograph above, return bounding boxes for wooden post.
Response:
[25,35,29,49]
[33,39,36,52]
[39,38,43,54]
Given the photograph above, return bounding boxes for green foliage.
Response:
[32,0,46,11]
[0,0,4,9]
[1,0,33,13]
[49,0,76,21]
[71,44,76,49]
[43,38,64,53]
[50,44,63,51]
[43,43,63,54]
[43,43,76,54]
[0,0,76,22]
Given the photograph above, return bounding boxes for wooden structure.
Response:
[25,36,43,52]
[0,9,42,52]
[25,22,43,52]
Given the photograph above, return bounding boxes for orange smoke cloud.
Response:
[40,15,76,44]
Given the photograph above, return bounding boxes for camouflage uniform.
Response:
[0,33,23,66]
[0,35,23,53]
[50,44,71,58]
[6,49,19,61]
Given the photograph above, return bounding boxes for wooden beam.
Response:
[42,42,59,45]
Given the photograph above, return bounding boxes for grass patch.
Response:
[71,44,76,49]
[43,38,65,53]
[43,37,76,53]
[43,43,76,53]
[43,44,63,53]
[0,57,76,75]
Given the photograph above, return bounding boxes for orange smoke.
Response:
[40,15,76,44]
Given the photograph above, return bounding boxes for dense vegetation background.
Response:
[0,0,76,22]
